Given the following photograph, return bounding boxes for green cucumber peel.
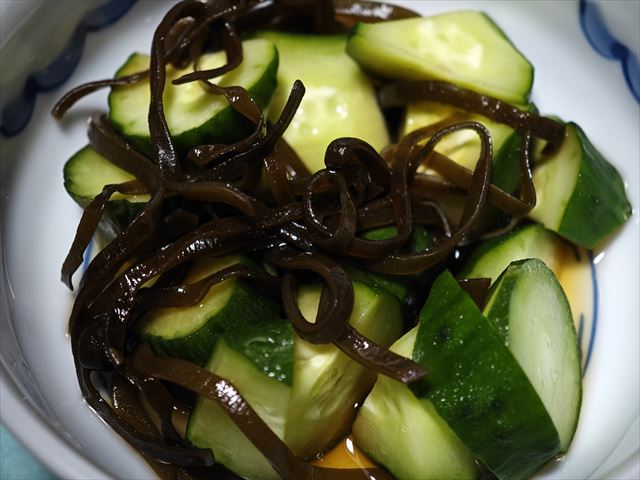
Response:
[529,122,631,248]
[483,258,582,451]
[109,39,278,156]
[411,270,560,480]
[459,223,564,283]
[221,320,294,386]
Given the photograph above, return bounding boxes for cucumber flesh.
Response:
[352,328,478,480]
[187,280,403,476]
[109,38,278,155]
[222,320,294,386]
[402,102,530,180]
[529,122,631,248]
[484,259,581,451]
[254,31,389,173]
[285,281,403,457]
[402,101,529,231]
[63,145,149,205]
[459,223,568,283]
[347,12,533,104]
[63,145,148,240]
[138,256,279,366]
[186,328,292,480]
[412,271,560,480]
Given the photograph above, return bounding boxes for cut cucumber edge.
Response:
[485,259,582,451]
[186,337,288,480]
[412,271,560,480]
[347,12,533,104]
[529,122,632,248]
[108,38,278,155]
[285,281,403,458]
[352,327,478,480]
[459,223,567,283]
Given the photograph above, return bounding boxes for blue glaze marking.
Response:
[577,313,584,350]
[82,238,94,274]
[579,0,640,103]
[583,250,599,375]
[0,0,136,137]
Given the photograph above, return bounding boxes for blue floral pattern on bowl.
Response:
[0,0,136,137]
[579,0,640,102]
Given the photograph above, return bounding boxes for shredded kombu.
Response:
[52,1,564,478]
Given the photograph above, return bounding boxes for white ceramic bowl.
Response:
[1,1,638,478]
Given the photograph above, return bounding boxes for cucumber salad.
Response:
[54,1,632,479]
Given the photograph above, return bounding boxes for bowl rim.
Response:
[0,366,109,479]
[0,0,638,479]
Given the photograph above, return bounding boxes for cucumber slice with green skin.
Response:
[254,31,390,173]
[221,320,294,385]
[137,256,279,366]
[186,324,292,480]
[402,101,526,231]
[459,223,568,283]
[360,224,433,252]
[412,271,560,480]
[484,259,581,451]
[529,122,632,248]
[285,281,403,458]
[109,38,278,156]
[347,12,533,104]
[63,145,148,239]
[402,102,531,182]
[188,281,402,477]
[352,328,478,480]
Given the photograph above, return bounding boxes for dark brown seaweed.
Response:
[379,80,565,146]
[52,0,567,478]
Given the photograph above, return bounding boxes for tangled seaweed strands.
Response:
[367,121,494,275]
[379,80,566,148]
[65,117,422,478]
[378,83,546,221]
[63,105,547,478]
[52,0,566,478]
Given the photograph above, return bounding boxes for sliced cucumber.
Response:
[222,319,294,385]
[402,101,531,231]
[352,328,478,480]
[484,259,581,451]
[360,224,433,253]
[137,255,279,366]
[459,223,568,283]
[529,122,631,248]
[402,101,522,179]
[412,271,560,480]
[254,31,389,173]
[64,146,148,205]
[285,281,403,457]
[63,145,148,239]
[187,280,403,477]
[347,12,533,104]
[109,38,278,155]
[186,322,293,480]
